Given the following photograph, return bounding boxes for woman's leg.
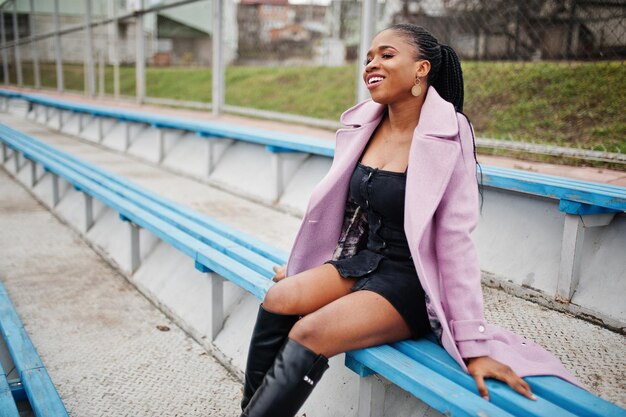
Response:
[241,264,354,410]
[288,289,412,357]
[262,263,356,315]
[242,289,413,417]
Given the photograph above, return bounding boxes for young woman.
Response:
[239,24,580,417]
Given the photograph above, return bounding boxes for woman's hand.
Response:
[466,356,536,402]
[271,264,287,282]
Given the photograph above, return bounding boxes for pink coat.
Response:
[286,86,581,387]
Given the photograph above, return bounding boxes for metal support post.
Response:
[110,0,120,99]
[135,0,145,104]
[98,117,104,142]
[11,0,22,86]
[0,10,8,84]
[129,221,140,273]
[84,0,96,97]
[44,105,49,122]
[357,375,386,417]
[208,273,225,340]
[78,113,83,133]
[194,261,225,340]
[212,0,224,116]
[124,122,131,150]
[2,143,7,162]
[98,49,105,97]
[13,151,19,173]
[271,153,283,201]
[157,129,166,163]
[52,174,60,206]
[53,0,64,92]
[29,0,40,88]
[206,139,214,175]
[84,193,94,232]
[58,109,63,130]
[356,0,376,103]
[30,159,37,187]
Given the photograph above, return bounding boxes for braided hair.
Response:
[387,23,483,210]
[387,23,463,111]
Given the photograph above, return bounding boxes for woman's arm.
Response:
[435,114,534,401]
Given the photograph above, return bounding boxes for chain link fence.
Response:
[0,0,624,165]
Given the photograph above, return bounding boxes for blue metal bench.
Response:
[0,280,69,417]
[1,124,624,416]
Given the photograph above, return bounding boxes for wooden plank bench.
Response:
[1,124,624,416]
[0,281,69,417]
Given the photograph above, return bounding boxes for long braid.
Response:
[387,23,482,210]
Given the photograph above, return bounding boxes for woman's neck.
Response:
[385,93,426,134]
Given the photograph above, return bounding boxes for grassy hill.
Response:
[9,61,626,160]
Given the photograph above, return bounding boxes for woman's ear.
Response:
[415,60,431,79]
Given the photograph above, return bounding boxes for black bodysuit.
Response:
[326,162,432,339]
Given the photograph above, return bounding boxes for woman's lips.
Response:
[366,76,384,90]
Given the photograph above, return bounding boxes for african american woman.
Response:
[239,23,581,417]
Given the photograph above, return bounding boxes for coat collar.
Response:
[339,85,459,139]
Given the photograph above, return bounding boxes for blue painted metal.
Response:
[558,199,620,215]
[0,361,20,417]
[3,89,624,213]
[347,345,516,417]
[392,339,580,417]
[0,281,69,417]
[194,260,213,273]
[0,126,280,278]
[265,145,298,153]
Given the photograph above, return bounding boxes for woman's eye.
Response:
[382,53,394,59]
[364,58,372,65]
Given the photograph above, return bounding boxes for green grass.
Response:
[7,61,626,159]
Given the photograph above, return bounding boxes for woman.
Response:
[240,24,580,417]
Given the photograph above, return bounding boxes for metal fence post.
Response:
[29,0,40,88]
[212,0,224,116]
[84,0,96,97]
[53,0,64,92]
[356,0,376,104]
[0,9,8,85]
[11,0,22,86]
[135,0,145,104]
[109,0,120,99]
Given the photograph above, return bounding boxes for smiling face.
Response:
[363,29,431,105]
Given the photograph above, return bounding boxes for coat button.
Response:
[478,325,485,333]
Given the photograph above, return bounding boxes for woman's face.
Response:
[363,29,429,105]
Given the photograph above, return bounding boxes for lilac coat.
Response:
[285,86,581,386]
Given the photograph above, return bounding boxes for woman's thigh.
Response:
[262,264,356,316]
[288,289,413,358]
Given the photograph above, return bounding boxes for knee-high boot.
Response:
[240,304,299,411]
[241,338,330,417]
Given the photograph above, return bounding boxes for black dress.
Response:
[325,162,433,339]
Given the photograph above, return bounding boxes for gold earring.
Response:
[411,76,422,97]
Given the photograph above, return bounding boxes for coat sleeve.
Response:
[434,114,492,359]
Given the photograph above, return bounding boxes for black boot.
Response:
[241,338,330,417]
[240,304,299,411]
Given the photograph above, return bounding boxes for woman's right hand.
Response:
[272,264,287,282]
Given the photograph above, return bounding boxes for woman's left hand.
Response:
[466,356,536,402]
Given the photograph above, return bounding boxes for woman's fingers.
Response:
[505,374,536,400]
[271,264,287,282]
[472,373,490,401]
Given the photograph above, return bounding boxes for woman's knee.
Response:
[288,315,324,349]
[262,281,300,315]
